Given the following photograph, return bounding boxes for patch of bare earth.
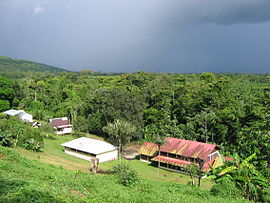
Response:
[69,190,86,197]
[123,144,141,160]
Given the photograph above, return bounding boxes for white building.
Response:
[3,109,33,122]
[49,117,72,135]
[61,137,118,163]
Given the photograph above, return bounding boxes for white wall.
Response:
[64,149,94,161]
[64,148,118,163]
[56,127,72,135]
[96,150,118,163]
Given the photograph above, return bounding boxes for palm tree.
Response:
[154,135,166,178]
[102,119,136,161]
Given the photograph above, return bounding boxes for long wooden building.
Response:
[139,138,224,172]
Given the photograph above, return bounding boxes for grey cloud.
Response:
[167,0,270,25]
[1,0,270,73]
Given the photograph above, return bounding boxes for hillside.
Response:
[0,56,68,78]
[0,146,248,203]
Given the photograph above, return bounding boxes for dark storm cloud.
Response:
[185,0,270,25]
[1,0,270,73]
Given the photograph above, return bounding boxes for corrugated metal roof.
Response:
[152,155,223,172]
[138,142,158,157]
[50,117,72,128]
[61,137,117,155]
[3,109,28,116]
[161,138,217,160]
[151,155,195,168]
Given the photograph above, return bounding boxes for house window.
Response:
[160,152,167,156]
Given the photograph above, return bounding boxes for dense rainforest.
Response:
[0,64,270,201]
[1,70,269,166]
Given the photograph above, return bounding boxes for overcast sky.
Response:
[1,0,270,73]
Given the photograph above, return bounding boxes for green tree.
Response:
[102,119,136,160]
[0,76,15,110]
[185,163,200,186]
[154,135,167,178]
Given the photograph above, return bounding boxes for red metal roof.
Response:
[152,155,222,172]
[151,155,195,167]
[160,138,217,161]
[50,117,71,128]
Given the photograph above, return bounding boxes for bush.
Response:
[259,188,270,202]
[23,139,42,152]
[113,163,141,186]
[0,118,44,151]
[211,177,242,199]
[0,130,14,147]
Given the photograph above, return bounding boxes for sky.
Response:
[1,0,270,73]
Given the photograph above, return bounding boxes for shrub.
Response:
[259,188,270,202]
[0,130,14,147]
[0,118,44,151]
[23,139,42,152]
[211,177,243,199]
[113,163,141,186]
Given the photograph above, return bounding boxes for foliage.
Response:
[0,55,67,79]
[0,146,249,203]
[103,119,136,158]
[185,163,200,186]
[259,188,270,202]
[0,75,16,111]
[23,139,43,152]
[2,70,269,176]
[0,118,44,151]
[113,163,141,186]
[211,176,243,198]
[208,154,269,201]
[0,130,14,147]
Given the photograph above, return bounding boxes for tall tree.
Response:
[154,135,167,178]
[102,119,136,160]
[0,76,15,111]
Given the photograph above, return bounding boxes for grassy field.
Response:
[0,146,249,203]
[16,134,213,189]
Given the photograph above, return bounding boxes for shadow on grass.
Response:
[97,169,114,174]
[0,176,63,203]
[0,176,27,195]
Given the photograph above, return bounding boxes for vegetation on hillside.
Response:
[4,72,269,167]
[0,56,67,78]
[0,69,269,201]
[0,146,249,203]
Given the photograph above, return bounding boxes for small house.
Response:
[49,117,72,135]
[139,138,224,172]
[3,109,33,122]
[61,137,118,163]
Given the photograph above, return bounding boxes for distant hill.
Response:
[0,56,68,78]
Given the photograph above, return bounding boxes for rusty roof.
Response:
[160,138,217,161]
[151,155,195,168]
[138,142,158,157]
[50,117,72,128]
[152,155,223,172]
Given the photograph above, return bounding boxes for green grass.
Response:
[15,134,214,189]
[0,146,249,203]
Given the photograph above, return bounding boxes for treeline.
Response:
[0,72,270,167]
